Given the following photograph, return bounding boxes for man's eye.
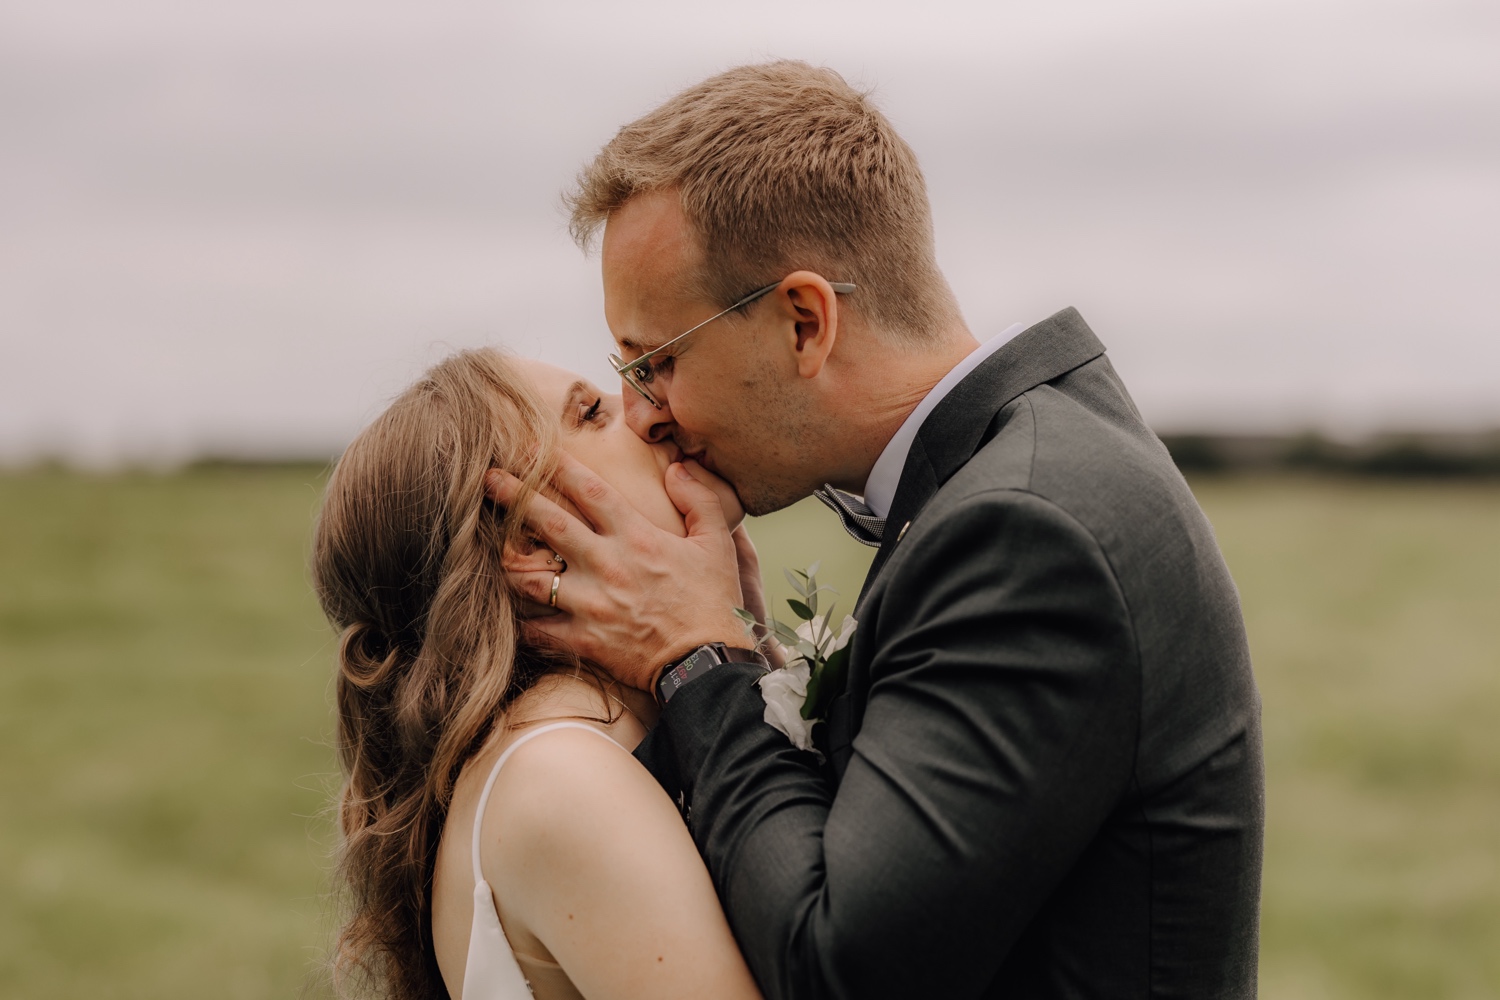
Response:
[632,362,654,384]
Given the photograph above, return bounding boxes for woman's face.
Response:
[519,359,745,535]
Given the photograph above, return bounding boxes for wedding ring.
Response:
[549,572,562,608]
[552,552,567,572]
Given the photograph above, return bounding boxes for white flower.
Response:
[758,660,819,753]
[791,614,857,663]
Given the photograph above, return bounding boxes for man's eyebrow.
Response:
[616,336,659,355]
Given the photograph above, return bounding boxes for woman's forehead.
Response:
[516,358,595,405]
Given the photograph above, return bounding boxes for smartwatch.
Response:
[656,643,766,705]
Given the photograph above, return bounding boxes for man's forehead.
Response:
[602,191,705,350]
[603,189,695,270]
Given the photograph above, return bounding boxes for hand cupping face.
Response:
[514,357,745,537]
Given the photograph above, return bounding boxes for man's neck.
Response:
[824,326,979,495]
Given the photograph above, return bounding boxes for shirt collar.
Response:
[861,322,1027,519]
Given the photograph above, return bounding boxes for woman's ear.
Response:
[501,536,563,574]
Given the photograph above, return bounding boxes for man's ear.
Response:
[775,271,840,379]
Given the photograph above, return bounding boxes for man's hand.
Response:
[730,525,785,669]
[485,452,747,691]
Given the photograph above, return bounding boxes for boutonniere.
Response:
[735,562,857,754]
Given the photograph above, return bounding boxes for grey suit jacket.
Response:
[635,308,1264,999]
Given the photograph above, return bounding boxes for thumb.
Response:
[665,461,729,545]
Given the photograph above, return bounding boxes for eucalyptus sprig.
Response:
[736,562,856,722]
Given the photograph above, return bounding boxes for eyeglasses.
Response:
[608,279,857,409]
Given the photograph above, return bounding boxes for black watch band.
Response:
[656,643,765,705]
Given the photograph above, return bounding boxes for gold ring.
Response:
[549,572,561,608]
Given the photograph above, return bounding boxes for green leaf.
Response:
[787,599,815,621]
[795,639,819,660]
[732,607,759,624]
[808,560,822,578]
[783,567,808,597]
[800,676,825,719]
[770,619,802,646]
[806,589,818,615]
[803,644,852,719]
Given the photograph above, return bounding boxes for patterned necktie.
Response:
[813,485,886,547]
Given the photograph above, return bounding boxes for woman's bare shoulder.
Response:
[487,720,662,845]
[480,717,761,999]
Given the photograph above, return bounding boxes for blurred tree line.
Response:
[1161,432,1500,477]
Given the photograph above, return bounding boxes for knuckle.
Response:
[542,511,571,538]
[579,475,611,505]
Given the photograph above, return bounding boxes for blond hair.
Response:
[312,348,567,999]
[568,60,957,343]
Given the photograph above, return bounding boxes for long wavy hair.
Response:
[311,347,566,999]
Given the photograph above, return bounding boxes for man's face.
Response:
[601,190,816,515]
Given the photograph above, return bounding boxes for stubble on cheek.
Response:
[723,370,815,517]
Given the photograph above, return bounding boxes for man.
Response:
[491,61,1263,999]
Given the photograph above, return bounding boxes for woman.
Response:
[311,348,764,1000]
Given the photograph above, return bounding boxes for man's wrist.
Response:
[654,642,767,705]
[649,617,747,679]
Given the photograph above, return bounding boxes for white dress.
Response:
[460,721,620,1000]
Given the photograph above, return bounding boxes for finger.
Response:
[665,461,731,545]
[548,451,638,534]
[486,469,597,556]
[507,568,570,611]
[681,459,742,523]
[520,615,589,658]
[730,523,761,573]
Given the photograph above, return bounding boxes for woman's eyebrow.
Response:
[561,380,588,419]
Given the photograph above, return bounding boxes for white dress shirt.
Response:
[861,322,1028,519]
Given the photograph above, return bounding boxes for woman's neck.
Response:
[504,668,659,750]
[609,681,660,730]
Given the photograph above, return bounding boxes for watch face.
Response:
[659,647,721,704]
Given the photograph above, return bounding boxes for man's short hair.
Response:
[567,60,956,343]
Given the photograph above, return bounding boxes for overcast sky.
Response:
[2,0,1497,466]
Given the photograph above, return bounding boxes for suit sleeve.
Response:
[633,489,1142,1000]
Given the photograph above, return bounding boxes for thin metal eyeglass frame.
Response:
[608,280,857,409]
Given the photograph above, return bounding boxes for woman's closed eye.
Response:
[576,397,605,428]
[562,379,613,432]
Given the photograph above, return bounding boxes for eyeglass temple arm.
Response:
[611,281,857,376]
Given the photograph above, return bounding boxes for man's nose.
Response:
[622,387,676,444]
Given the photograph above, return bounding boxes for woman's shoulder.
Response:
[442,677,762,1000]
[486,719,656,848]
[479,675,660,843]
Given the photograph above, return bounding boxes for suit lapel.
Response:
[855,307,1106,611]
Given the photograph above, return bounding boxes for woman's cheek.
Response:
[565,440,689,536]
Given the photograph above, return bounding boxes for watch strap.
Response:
[656,643,765,705]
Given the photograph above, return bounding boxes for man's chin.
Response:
[736,483,811,519]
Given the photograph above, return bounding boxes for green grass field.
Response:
[1,468,1496,998]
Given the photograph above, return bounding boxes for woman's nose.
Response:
[622,387,676,444]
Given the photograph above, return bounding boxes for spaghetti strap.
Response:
[470,721,622,883]
[461,720,619,1000]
